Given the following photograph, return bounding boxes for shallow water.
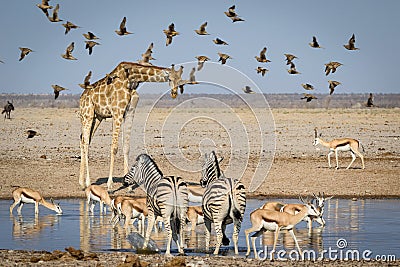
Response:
[1,198,399,260]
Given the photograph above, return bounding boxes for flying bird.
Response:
[224,5,237,17]
[83,32,99,40]
[256,66,268,76]
[0,59,4,64]
[115,17,132,36]
[52,84,68,99]
[79,71,92,89]
[26,130,40,139]
[309,36,323,48]
[195,22,209,35]
[19,47,33,61]
[61,42,77,60]
[85,41,100,55]
[344,34,359,50]
[218,52,232,65]
[255,47,270,63]
[325,61,342,75]
[36,0,53,17]
[242,86,255,94]
[195,55,210,71]
[301,83,314,90]
[328,80,341,95]
[47,3,62,22]
[213,38,228,45]
[138,43,155,65]
[301,93,317,102]
[284,53,298,65]
[163,23,179,46]
[287,62,300,74]
[62,21,80,34]
[229,16,244,23]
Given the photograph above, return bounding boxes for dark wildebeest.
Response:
[2,101,14,119]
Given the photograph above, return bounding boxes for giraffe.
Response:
[79,61,189,190]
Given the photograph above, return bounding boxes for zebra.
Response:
[200,151,246,255]
[2,101,14,119]
[123,153,188,255]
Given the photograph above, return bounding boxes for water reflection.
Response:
[1,198,399,258]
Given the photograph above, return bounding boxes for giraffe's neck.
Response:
[121,62,170,83]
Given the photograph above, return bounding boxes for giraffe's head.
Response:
[168,64,190,99]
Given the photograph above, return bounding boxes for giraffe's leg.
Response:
[79,108,96,189]
[107,111,124,190]
[122,93,139,175]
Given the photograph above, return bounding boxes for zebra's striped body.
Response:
[123,154,188,255]
[201,151,246,255]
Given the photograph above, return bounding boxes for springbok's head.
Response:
[312,192,333,209]
[299,195,320,217]
[313,128,321,146]
[50,198,63,214]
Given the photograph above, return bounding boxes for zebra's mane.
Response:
[210,151,221,178]
[136,153,163,176]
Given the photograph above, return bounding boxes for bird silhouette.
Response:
[61,42,77,60]
[284,53,298,65]
[115,17,132,35]
[52,84,68,99]
[255,47,270,63]
[79,71,92,89]
[26,130,40,139]
[19,47,34,61]
[83,32,99,40]
[36,0,53,17]
[138,43,155,65]
[301,93,317,102]
[287,62,300,74]
[62,21,80,34]
[213,38,228,45]
[0,59,4,64]
[325,61,342,75]
[163,23,179,46]
[344,34,359,50]
[195,22,209,35]
[47,3,62,22]
[218,52,232,65]
[224,5,237,17]
[328,80,341,95]
[85,41,100,55]
[309,36,323,48]
[195,55,210,71]
[229,16,245,23]
[256,66,268,76]
[242,86,255,94]
[301,83,314,90]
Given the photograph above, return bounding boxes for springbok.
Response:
[85,185,112,214]
[114,198,148,235]
[261,201,323,229]
[313,128,365,169]
[10,187,62,215]
[245,198,320,260]
[312,192,333,226]
[186,205,204,232]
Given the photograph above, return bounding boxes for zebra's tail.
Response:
[229,179,246,222]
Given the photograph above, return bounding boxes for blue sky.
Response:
[0,0,399,95]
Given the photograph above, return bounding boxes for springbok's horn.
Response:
[314,128,318,138]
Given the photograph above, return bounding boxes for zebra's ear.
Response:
[217,157,223,164]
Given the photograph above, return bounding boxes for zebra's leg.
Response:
[221,224,230,246]
[204,219,212,253]
[232,218,242,255]
[178,209,187,254]
[143,212,155,249]
[213,221,223,255]
[163,214,173,256]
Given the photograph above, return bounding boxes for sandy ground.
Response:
[0,107,399,266]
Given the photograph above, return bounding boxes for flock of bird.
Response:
[3,2,360,101]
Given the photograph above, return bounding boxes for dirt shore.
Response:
[0,107,399,266]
